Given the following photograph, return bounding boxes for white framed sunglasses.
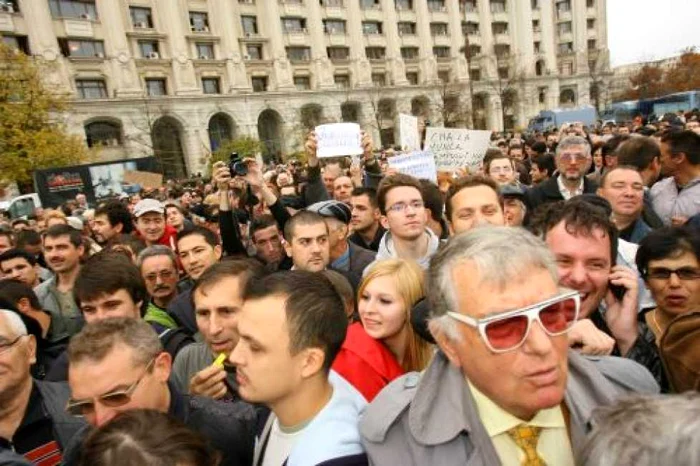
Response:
[447,289,580,353]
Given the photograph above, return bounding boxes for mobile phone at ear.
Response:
[610,283,626,301]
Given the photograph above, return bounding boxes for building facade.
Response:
[0,0,610,177]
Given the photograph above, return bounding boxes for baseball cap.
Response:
[306,200,352,224]
[66,216,84,231]
[133,198,165,218]
[499,183,526,200]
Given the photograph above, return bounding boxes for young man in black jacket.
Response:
[62,318,256,466]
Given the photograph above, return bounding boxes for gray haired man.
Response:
[359,227,659,465]
[526,135,599,212]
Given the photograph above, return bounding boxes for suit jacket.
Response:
[525,174,599,214]
[360,351,659,466]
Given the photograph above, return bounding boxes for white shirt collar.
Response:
[557,175,584,200]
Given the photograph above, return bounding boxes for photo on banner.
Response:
[314,123,364,158]
[399,114,420,152]
[424,128,491,172]
[387,151,437,183]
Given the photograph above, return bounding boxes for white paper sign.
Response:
[424,128,492,171]
[399,114,420,152]
[387,151,437,183]
[314,123,363,158]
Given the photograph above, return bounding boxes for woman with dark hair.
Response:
[636,226,700,341]
[78,410,221,466]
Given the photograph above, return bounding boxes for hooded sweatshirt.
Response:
[373,228,440,270]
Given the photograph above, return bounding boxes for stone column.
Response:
[415,0,438,84]
[306,0,335,89]
[210,0,250,91]
[261,0,295,91]
[446,0,468,83]
[380,0,408,86]
[347,0,371,86]
[154,0,199,95]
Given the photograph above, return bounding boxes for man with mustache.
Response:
[34,225,85,341]
[137,245,180,333]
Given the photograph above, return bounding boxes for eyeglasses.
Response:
[387,200,424,213]
[490,166,513,174]
[0,335,25,356]
[646,267,700,281]
[65,358,156,417]
[447,290,580,353]
[144,270,176,282]
[558,153,590,163]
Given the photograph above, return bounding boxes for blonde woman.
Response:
[332,259,433,401]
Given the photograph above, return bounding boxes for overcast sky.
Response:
[607,0,700,67]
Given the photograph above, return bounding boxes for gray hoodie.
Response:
[373,228,441,270]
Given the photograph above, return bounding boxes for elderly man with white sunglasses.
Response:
[360,227,659,466]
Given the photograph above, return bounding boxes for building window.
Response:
[534,41,541,53]
[559,61,573,75]
[531,0,539,9]
[76,79,107,99]
[557,0,571,13]
[430,23,449,36]
[532,19,540,32]
[558,42,573,54]
[587,39,596,50]
[245,44,263,60]
[294,76,311,90]
[85,121,121,147]
[362,21,382,35]
[2,35,30,55]
[282,17,306,33]
[401,47,418,60]
[398,22,416,35]
[138,41,160,58]
[538,87,546,103]
[0,0,18,13]
[494,44,510,57]
[587,18,595,30]
[196,43,215,59]
[406,72,418,85]
[323,19,346,34]
[189,12,209,32]
[241,16,258,35]
[558,22,572,35]
[360,0,380,9]
[427,0,445,12]
[586,0,595,7]
[498,66,509,79]
[327,46,349,61]
[239,0,255,3]
[59,39,105,58]
[462,21,479,35]
[395,0,412,10]
[460,0,477,12]
[321,0,344,6]
[334,74,350,88]
[467,44,481,56]
[286,46,310,62]
[469,69,480,81]
[202,77,221,94]
[371,73,386,86]
[492,22,508,35]
[48,0,97,20]
[433,46,450,58]
[129,6,152,28]
[145,78,167,96]
[490,0,506,13]
[438,70,450,83]
[365,47,385,60]
[251,76,267,92]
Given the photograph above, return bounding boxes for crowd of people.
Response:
[0,111,699,466]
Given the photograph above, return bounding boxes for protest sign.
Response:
[314,123,363,158]
[123,170,163,188]
[387,150,437,183]
[424,128,491,171]
[399,114,420,152]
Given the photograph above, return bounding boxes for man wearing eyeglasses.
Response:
[61,318,256,466]
[0,309,85,464]
[372,174,440,270]
[526,136,599,212]
[360,227,658,465]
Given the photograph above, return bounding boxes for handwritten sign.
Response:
[424,128,491,171]
[399,114,420,152]
[387,151,437,183]
[123,170,163,188]
[315,123,363,158]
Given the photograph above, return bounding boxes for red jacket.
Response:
[332,322,405,402]
[136,225,178,250]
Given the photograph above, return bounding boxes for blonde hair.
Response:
[358,259,432,372]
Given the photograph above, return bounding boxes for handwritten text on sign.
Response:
[399,114,420,152]
[424,128,492,171]
[315,123,363,158]
[387,151,437,183]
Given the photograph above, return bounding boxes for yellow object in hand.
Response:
[212,353,227,368]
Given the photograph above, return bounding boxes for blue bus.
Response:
[603,90,700,123]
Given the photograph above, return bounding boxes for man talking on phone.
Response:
[538,199,664,387]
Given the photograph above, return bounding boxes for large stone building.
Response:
[1,0,610,177]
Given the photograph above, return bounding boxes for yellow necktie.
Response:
[506,424,546,466]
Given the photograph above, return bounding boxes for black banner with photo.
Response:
[33,157,160,208]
